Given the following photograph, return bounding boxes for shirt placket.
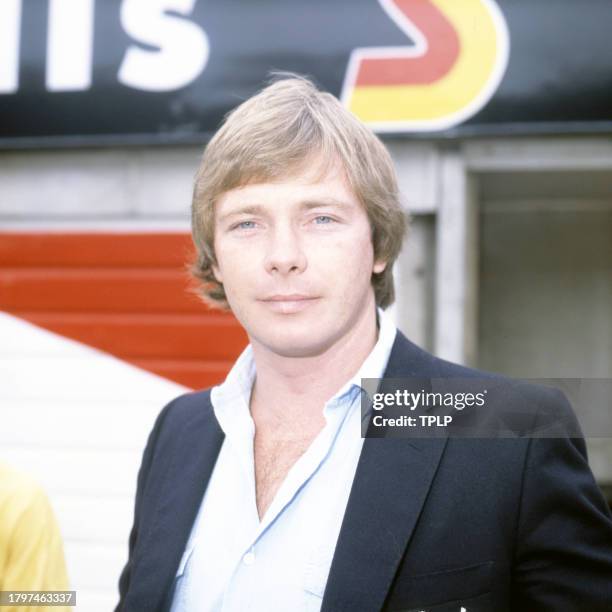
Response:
[220,398,352,611]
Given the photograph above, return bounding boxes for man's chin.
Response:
[253,331,335,359]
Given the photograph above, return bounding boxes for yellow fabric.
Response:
[0,463,71,612]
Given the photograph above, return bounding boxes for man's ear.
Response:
[373,260,387,274]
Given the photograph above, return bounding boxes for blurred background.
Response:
[1,1,611,609]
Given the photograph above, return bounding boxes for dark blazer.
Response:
[116,331,612,612]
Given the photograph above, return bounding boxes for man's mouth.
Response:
[258,294,320,314]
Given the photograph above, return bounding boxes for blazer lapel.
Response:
[133,392,224,612]
[321,332,448,612]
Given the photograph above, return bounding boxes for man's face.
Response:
[212,159,386,358]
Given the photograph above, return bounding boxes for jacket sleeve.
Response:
[114,396,184,612]
[511,390,612,611]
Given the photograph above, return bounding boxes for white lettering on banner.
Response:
[118,0,208,91]
[46,0,95,91]
[0,0,22,93]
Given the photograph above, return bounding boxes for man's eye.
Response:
[314,215,335,224]
[232,220,257,230]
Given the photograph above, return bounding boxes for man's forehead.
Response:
[215,160,358,212]
[228,152,349,189]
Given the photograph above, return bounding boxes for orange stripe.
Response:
[12,312,236,325]
[356,0,460,86]
[0,232,247,389]
[0,269,203,313]
[16,313,247,360]
[0,233,195,267]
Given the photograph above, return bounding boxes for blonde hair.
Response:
[191,74,407,309]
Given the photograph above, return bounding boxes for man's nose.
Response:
[263,226,307,275]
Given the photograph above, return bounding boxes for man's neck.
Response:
[249,304,380,434]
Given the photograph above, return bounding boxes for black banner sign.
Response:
[1,0,611,147]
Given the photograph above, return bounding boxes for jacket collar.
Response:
[135,397,224,612]
[320,330,448,612]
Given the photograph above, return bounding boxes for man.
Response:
[116,76,612,611]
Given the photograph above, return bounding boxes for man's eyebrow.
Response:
[217,204,266,224]
[299,198,354,211]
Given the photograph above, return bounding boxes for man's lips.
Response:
[261,294,315,302]
[258,294,320,313]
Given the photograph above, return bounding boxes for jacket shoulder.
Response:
[150,388,217,442]
[387,330,579,433]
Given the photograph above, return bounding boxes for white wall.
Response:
[0,147,200,222]
[0,313,187,611]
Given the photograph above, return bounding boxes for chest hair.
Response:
[253,430,316,520]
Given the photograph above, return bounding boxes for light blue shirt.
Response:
[170,308,397,612]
